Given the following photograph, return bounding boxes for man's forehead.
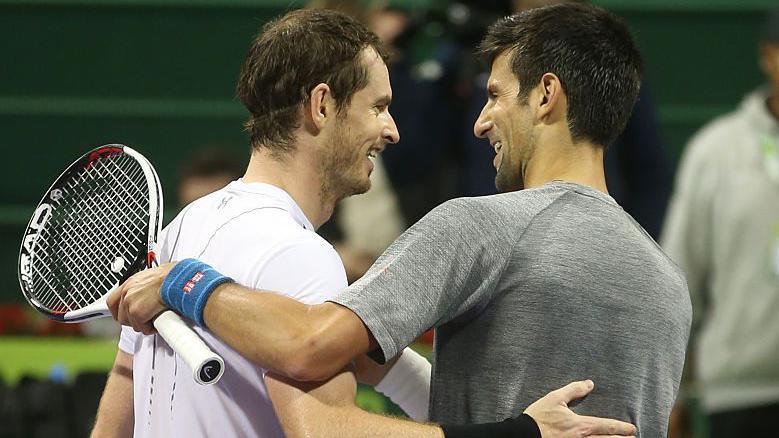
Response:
[360,46,386,71]
[487,51,516,88]
[360,48,392,95]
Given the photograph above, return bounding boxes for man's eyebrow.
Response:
[374,95,392,106]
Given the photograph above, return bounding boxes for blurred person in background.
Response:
[458,0,672,239]
[364,1,462,226]
[662,7,779,437]
[177,147,245,207]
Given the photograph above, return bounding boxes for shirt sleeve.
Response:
[250,239,348,305]
[330,197,517,362]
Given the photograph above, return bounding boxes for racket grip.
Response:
[154,310,225,385]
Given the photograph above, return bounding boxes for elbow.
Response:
[281,332,343,382]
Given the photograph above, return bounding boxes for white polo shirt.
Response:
[119,180,347,438]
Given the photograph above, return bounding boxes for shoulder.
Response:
[428,190,561,220]
[247,233,347,304]
[683,103,753,166]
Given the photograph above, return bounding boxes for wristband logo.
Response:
[183,271,205,294]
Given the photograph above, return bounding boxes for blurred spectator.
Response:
[371,7,462,226]
[459,0,672,239]
[177,147,244,207]
[334,158,405,282]
[661,8,779,437]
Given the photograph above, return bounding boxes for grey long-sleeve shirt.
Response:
[335,181,691,437]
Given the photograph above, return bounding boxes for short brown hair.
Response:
[237,9,388,155]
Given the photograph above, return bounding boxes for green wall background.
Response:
[0,0,776,301]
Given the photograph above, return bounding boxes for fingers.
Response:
[551,379,595,404]
[127,298,161,335]
[580,415,637,436]
[106,266,174,335]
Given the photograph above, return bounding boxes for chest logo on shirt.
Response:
[183,271,205,293]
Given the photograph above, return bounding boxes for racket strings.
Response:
[33,157,148,311]
[31,166,142,309]
[29,153,152,313]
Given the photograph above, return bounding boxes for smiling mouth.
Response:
[367,148,382,163]
[493,141,502,154]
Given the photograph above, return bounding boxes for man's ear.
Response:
[306,83,332,132]
[534,72,564,123]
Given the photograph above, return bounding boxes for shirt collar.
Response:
[227,179,315,231]
[742,87,779,136]
[546,180,619,206]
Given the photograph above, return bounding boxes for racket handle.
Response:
[154,310,225,385]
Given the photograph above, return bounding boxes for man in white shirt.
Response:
[662,8,779,436]
[95,8,636,438]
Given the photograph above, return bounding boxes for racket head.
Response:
[18,144,163,322]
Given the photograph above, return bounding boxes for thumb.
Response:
[107,283,126,320]
[553,379,595,404]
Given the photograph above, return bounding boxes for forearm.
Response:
[91,350,134,438]
[203,283,371,381]
[287,404,444,438]
[267,369,443,438]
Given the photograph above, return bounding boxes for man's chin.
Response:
[340,180,371,199]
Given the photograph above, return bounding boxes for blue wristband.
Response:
[160,258,233,327]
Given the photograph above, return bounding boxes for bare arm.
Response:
[91,349,134,438]
[266,368,443,438]
[267,371,635,438]
[111,265,637,437]
[203,283,372,381]
[108,264,370,382]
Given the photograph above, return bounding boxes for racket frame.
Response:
[18,144,224,385]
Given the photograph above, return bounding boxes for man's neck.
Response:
[522,136,608,194]
[242,149,335,230]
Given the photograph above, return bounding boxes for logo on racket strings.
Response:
[183,272,205,294]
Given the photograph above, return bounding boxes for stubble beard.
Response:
[495,126,534,193]
[318,128,371,204]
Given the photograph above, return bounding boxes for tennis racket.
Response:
[18,144,224,385]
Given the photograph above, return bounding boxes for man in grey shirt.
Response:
[338,181,690,435]
[113,4,689,437]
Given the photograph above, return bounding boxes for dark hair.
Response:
[237,9,388,155]
[762,6,779,44]
[478,3,642,147]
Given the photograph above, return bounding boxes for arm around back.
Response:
[203,284,374,381]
